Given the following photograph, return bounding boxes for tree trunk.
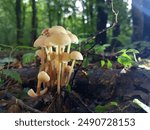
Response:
[132,0,143,42]
[143,0,150,41]
[31,0,37,45]
[16,0,23,45]
[89,0,94,27]
[95,0,108,44]
[46,0,52,27]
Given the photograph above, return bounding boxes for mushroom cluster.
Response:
[28,26,83,97]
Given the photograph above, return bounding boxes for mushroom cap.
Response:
[66,30,72,34]
[38,71,50,82]
[60,52,70,62]
[46,32,71,46]
[68,33,78,44]
[35,49,46,59]
[44,38,53,48]
[34,35,47,47]
[28,89,37,97]
[49,26,67,35]
[70,51,83,60]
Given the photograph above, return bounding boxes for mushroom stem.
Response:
[67,43,71,53]
[49,47,53,53]
[57,46,62,95]
[39,48,46,71]
[36,80,42,95]
[66,60,75,85]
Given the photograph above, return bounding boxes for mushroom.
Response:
[66,51,83,85]
[27,87,48,97]
[47,32,71,94]
[60,52,71,86]
[36,49,46,68]
[33,35,47,48]
[66,30,79,53]
[36,71,50,95]
[62,65,72,86]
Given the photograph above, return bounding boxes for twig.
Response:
[5,92,41,113]
[46,93,58,112]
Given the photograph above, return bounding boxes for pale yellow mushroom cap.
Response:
[38,71,50,82]
[27,89,37,97]
[34,35,47,47]
[48,26,67,35]
[70,51,83,60]
[60,52,70,62]
[68,33,78,44]
[44,38,53,48]
[66,30,72,34]
[46,32,71,46]
[35,49,46,59]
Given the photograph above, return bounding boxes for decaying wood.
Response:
[12,67,150,105]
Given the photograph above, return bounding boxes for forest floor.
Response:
[0,51,150,113]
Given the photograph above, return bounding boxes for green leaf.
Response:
[82,57,89,68]
[94,44,110,54]
[121,53,132,60]
[118,49,127,53]
[22,52,36,65]
[1,69,22,84]
[101,60,105,68]
[127,49,139,54]
[107,60,112,69]
[117,55,133,67]
[95,101,118,113]
[66,84,72,93]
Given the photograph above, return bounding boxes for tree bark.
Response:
[143,0,150,41]
[16,0,23,45]
[31,0,37,45]
[95,0,108,44]
[89,0,94,27]
[132,0,143,42]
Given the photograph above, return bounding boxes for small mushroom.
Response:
[66,51,83,85]
[33,35,47,48]
[36,71,50,95]
[36,49,46,67]
[66,30,79,53]
[28,87,48,97]
[60,52,71,86]
[62,65,72,86]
